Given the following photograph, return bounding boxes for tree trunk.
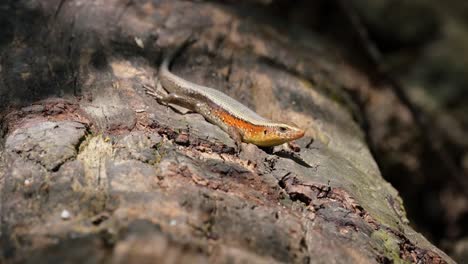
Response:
[0,1,455,263]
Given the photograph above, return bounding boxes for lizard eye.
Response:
[279,127,287,132]
[263,129,267,135]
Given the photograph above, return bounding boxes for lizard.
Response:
[145,40,305,147]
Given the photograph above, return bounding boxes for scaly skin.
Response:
[146,41,305,147]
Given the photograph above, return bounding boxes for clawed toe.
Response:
[143,84,165,101]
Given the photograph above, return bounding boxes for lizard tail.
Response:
[160,36,198,72]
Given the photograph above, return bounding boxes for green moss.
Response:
[150,141,166,165]
[371,230,409,264]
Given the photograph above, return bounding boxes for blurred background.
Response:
[243,0,468,261]
[0,0,466,262]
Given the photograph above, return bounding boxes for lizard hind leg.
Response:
[143,81,166,102]
[144,81,197,113]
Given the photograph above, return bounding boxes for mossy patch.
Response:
[371,229,409,264]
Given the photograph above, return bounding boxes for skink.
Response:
[146,41,305,147]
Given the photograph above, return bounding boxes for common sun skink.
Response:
[145,41,305,147]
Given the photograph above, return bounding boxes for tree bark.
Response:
[0,1,455,263]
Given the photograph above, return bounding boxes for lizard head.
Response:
[247,123,305,147]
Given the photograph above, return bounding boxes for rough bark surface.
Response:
[0,1,455,263]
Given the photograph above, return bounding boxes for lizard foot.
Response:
[143,83,166,102]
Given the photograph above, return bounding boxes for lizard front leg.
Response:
[226,126,243,155]
[196,103,243,154]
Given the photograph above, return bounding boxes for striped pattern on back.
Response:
[160,60,284,128]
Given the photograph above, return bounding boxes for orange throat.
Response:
[214,110,303,147]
